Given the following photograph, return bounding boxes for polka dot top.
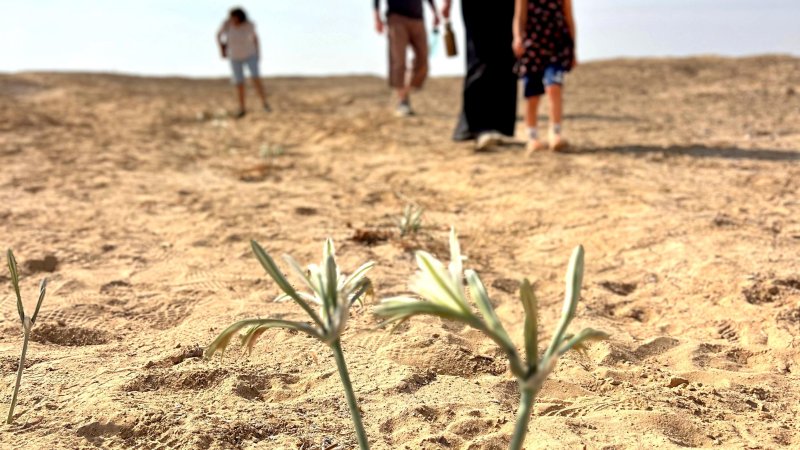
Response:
[516,0,575,76]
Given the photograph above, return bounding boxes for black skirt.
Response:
[453,0,518,140]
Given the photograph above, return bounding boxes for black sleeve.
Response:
[374,0,380,10]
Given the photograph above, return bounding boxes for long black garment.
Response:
[453,0,518,140]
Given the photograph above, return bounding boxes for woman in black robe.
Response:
[443,0,518,145]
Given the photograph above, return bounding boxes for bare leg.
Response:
[546,84,567,150]
[236,84,246,115]
[525,95,544,154]
[396,86,411,102]
[252,77,269,108]
[388,15,412,116]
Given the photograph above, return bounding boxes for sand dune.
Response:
[1,56,799,449]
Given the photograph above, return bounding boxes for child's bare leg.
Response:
[526,95,545,153]
[546,84,567,150]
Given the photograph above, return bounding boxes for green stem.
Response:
[7,321,30,424]
[509,387,535,450]
[330,339,369,450]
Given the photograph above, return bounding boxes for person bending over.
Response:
[374,0,440,117]
[217,7,270,118]
[513,0,577,152]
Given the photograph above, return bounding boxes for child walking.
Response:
[513,0,577,152]
[217,7,270,118]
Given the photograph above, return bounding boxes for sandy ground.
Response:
[1,55,799,449]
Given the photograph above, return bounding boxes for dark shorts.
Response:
[523,64,567,98]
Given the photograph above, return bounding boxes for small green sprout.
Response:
[259,143,285,160]
[5,249,47,424]
[206,239,373,450]
[395,204,423,237]
[374,229,607,450]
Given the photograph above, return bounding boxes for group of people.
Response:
[216,0,577,152]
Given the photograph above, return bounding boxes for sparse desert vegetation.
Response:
[5,250,47,424]
[1,56,799,448]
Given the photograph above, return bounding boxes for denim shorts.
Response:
[230,53,260,85]
[523,65,567,98]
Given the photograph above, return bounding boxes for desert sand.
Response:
[1,56,799,449]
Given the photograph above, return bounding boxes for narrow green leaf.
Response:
[205,319,260,359]
[411,207,423,226]
[251,241,324,329]
[562,246,585,321]
[347,277,373,306]
[240,319,324,355]
[282,254,317,294]
[321,240,340,305]
[544,245,585,359]
[448,228,464,290]
[342,261,374,293]
[557,328,609,356]
[275,291,321,305]
[323,238,336,263]
[374,297,469,325]
[465,269,513,348]
[324,255,338,310]
[7,249,23,323]
[31,278,47,324]
[519,278,538,371]
[205,318,323,359]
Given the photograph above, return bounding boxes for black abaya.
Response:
[453,0,518,141]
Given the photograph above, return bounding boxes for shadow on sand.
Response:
[477,142,800,163]
[570,145,800,162]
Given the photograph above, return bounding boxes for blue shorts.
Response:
[523,65,567,98]
[230,54,260,85]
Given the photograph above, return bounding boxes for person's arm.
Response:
[512,0,527,57]
[217,21,228,58]
[427,0,441,28]
[373,0,384,34]
[564,0,577,66]
[441,0,451,19]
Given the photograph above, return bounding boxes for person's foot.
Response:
[395,99,414,117]
[234,109,246,119]
[525,139,546,155]
[549,133,569,152]
[549,125,569,151]
[475,131,504,151]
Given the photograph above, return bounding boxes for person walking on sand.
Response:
[513,0,577,152]
[374,0,441,117]
[217,7,270,118]
[442,0,518,151]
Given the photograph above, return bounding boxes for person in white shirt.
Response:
[217,7,270,118]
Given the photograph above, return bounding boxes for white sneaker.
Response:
[475,131,504,151]
[395,101,413,117]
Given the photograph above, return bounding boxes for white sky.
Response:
[1,0,798,77]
